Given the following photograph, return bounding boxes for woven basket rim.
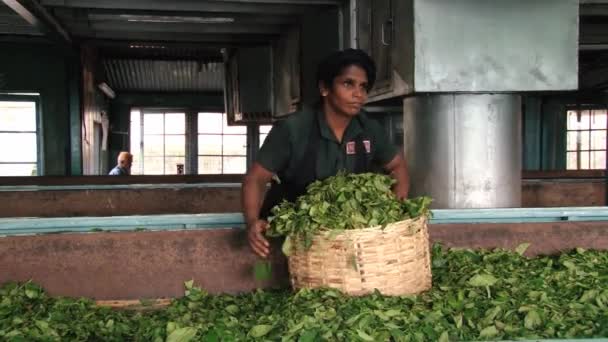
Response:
[314,215,428,237]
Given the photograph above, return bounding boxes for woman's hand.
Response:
[248,219,270,258]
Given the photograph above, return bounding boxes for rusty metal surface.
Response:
[522,180,606,207]
[429,221,608,257]
[0,229,287,299]
[1,221,607,299]
[0,187,242,217]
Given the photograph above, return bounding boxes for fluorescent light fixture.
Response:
[117,15,234,24]
[0,92,40,96]
[129,44,166,49]
[98,82,116,99]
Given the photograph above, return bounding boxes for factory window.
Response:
[198,112,247,174]
[130,109,186,175]
[259,125,272,148]
[0,96,40,176]
[566,109,607,170]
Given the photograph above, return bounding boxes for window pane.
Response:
[0,101,36,131]
[130,110,141,175]
[131,158,143,175]
[566,152,578,170]
[143,156,164,174]
[590,151,606,169]
[223,156,246,174]
[164,156,185,174]
[259,125,272,134]
[198,112,223,134]
[165,113,185,134]
[566,131,578,151]
[223,134,247,155]
[567,110,590,130]
[591,130,606,150]
[143,135,164,156]
[144,113,164,134]
[0,133,37,162]
[591,110,607,129]
[0,163,36,176]
[198,156,222,174]
[259,133,268,148]
[579,131,590,151]
[581,151,590,169]
[165,135,185,156]
[198,134,222,155]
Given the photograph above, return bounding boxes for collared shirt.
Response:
[108,166,128,176]
[256,107,398,181]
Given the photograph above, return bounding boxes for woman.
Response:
[242,48,410,258]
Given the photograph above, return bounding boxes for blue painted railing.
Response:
[2,207,608,236]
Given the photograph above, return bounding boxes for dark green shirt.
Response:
[256,108,398,181]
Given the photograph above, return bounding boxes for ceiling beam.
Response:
[76,30,277,44]
[79,11,298,25]
[580,44,608,51]
[581,0,608,4]
[40,0,321,15]
[82,22,283,35]
[2,0,71,42]
[2,0,39,25]
[580,4,608,16]
[190,0,340,4]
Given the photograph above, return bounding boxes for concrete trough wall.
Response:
[1,221,607,300]
[1,179,607,218]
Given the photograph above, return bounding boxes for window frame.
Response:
[565,106,608,170]
[131,108,188,175]
[259,124,272,149]
[130,108,257,175]
[197,112,247,174]
[0,94,43,176]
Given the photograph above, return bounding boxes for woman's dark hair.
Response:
[316,48,376,92]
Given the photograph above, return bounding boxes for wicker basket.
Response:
[287,216,432,296]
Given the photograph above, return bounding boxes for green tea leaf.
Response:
[166,327,197,342]
[468,274,498,287]
[254,261,272,282]
[249,324,273,338]
[282,235,294,256]
[524,310,542,330]
[298,329,318,342]
[225,304,239,315]
[356,329,375,341]
[479,325,499,339]
[515,243,531,256]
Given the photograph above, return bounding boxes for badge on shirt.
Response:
[346,140,371,155]
[346,141,356,155]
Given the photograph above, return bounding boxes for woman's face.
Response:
[321,65,369,117]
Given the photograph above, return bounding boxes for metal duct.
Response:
[404,94,522,209]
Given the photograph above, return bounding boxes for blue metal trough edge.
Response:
[1,207,608,236]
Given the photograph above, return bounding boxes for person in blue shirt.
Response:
[108,151,133,176]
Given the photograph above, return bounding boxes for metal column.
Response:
[404,94,522,208]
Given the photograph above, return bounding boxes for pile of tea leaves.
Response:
[266,173,432,250]
[1,245,607,341]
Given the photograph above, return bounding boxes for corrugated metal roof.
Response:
[0,2,43,36]
[99,43,223,60]
[103,59,224,92]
